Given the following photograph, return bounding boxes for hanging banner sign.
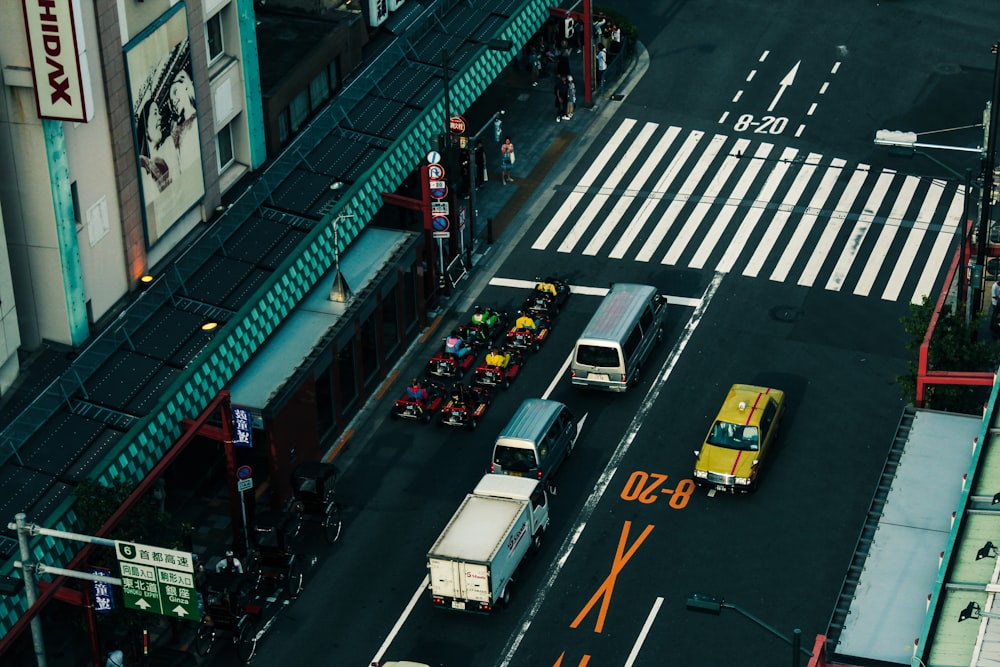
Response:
[232,406,253,448]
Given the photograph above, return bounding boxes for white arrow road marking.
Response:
[768,61,800,112]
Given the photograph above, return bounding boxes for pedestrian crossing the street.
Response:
[532,120,964,304]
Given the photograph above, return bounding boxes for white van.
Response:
[570,283,666,392]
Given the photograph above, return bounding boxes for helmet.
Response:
[411,377,419,385]
[474,305,482,313]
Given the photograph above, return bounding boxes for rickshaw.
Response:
[245,512,305,599]
[194,570,260,663]
[289,461,342,543]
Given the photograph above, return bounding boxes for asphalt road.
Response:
[201,2,1000,666]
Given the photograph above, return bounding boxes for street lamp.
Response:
[686,592,813,667]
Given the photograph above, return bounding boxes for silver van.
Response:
[570,283,666,392]
[489,399,578,486]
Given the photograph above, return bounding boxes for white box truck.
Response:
[427,474,550,613]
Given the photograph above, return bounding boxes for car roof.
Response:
[715,384,783,426]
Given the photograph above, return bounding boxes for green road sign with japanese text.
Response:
[115,540,198,620]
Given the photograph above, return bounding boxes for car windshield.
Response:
[576,344,620,368]
[493,445,537,472]
[707,421,760,450]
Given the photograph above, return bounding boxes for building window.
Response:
[216,121,234,171]
[289,89,309,133]
[206,12,224,64]
[309,72,330,109]
[328,59,341,94]
[278,109,290,144]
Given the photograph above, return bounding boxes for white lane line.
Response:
[368,574,431,667]
[532,119,638,251]
[718,111,729,125]
[854,174,921,296]
[486,277,703,308]
[609,130,704,259]
[688,141,772,269]
[716,146,798,274]
[733,90,743,103]
[624,597,664,667]
[746,70,756,82]
[911,188,964,304]
[759,51,769,62]
[742,153,821,277]
[498,273,725,667]
[559,122,659,253]
[663,137,753,265]
[796,164,868,287]
[825,169,895,291]
[635,133,728,262]
[882,180,946,301]
[583,126,681,256]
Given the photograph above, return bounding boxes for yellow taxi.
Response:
[693,384,785,493]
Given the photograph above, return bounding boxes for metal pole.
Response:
[14,513,48,667]
[583,0,593,106]
[963,168,972,322]
[975,41,1000,314]
[240,487,250,556]
[792,628,801,667]
[442,48,450,136]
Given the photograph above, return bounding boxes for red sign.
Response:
[449,114,467,134]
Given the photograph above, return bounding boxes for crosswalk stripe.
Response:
[716,146,799,274]
[825,169,895,291]
[742,152,821,277]
[663,137,754,265]
[688,142,773,269]
[911,190,964,303]
[558,122,659,253]
[583,126,682,256]
[797,164,868,287]
[530,118,959,304]
[636,134,728,262]
[881,180,947,301]
[609,129,704,259]
[532,118,637,251]
[770,158,846,282]
[853,174,922,296]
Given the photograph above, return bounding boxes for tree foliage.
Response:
[898,296,1000,413]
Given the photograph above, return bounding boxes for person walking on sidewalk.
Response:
[500,137,515,184]
[596,43,608,95]
[554,75,568,122]
[565,75,576,119]
[529,47,542,87]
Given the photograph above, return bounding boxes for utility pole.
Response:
[975,41,1000,312]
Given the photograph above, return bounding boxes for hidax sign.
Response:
[115,540,198,620]
[20,0,89,121]
[449,114,467,134]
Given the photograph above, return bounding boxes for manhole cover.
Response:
[769,306,802,323]
[933,62,962,75]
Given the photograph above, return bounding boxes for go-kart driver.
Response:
[514,311,537,330]
[471,305,499,328]
[485,347,511,369]
[536,278,558,297]
[445,331,471,358]
[406,378,429,404]
[450,384,469,406]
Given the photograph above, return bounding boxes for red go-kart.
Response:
[391,380,446,423]
[439,385,493,430]
[427,345,477,378]
[474,348,525,390]
[506,316,551,352]
[522,277,571,317]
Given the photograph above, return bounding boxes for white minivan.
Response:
[570,283,666,392]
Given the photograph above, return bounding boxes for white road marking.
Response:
[769,158,846,282]
[882,180,946,301]
[854,174,921,296]
[559,123,659,253]
[718,111,729,124]
[743,152,821,277]
[498,274,724,667]
[733,90,743,103]
[486,277,703,308]
[583,126,682,256]
[623,596,665,667]
[610,130,705,259]
[825,169,895,291]
[716,146,798,274]
[797,164,868,287]
[689,142,773,269]
[911,189,964,303]
[759,51,769,62]
[368,574,431,667]
[767,61,800,112]
[746,70,757,82]
[532,119,637,251]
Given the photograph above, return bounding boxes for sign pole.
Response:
[13,514,47,667]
